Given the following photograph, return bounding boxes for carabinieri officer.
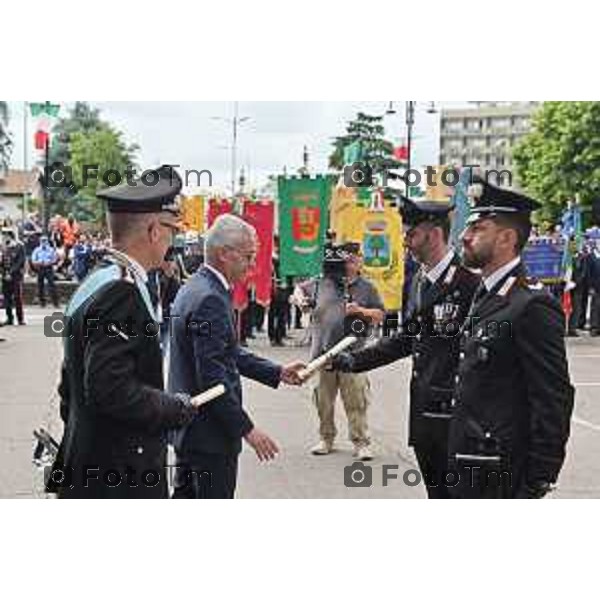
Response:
[49,165,197,498]
[448,177,574,499]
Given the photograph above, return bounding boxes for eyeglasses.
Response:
[158,220,182,233]
[225,245,257,262]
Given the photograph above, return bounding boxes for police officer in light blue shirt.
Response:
[31,236,59,307]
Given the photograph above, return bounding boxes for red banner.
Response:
[244,200,274,306]
[207,198,233,227]
[205,198,274,310]
[34,129,49,150]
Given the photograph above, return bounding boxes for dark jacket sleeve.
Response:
[191,295,254,439]
[516,294,575,486]
[12,244,26,275]
[350,332,414,373]
[83,281,189,432]
[236,346,282,388]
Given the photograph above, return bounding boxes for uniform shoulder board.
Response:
[443,265,457,286]
[497,276,517,297]
[119,264,136,284]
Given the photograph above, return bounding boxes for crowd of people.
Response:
[40,167,575,500]
[0,213,111,325]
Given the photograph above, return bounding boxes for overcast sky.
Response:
[5,101,470,194]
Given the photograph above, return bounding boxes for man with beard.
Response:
[448,179,574,499]
[332,199,479,497]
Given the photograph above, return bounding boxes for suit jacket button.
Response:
[137,446,144,454]
[455,375,460,383]
[459,352,465,360]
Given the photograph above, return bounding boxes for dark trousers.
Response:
[414,442,452,499]
[37,267,58,307]
[590,291,600,334]
[254,303,265,331]
[576,286,589,329]
[172,453,239,499]
[2,277,24,324]
[268,300,287,344]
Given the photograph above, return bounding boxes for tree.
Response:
[69,125,138,223]
[47,102,138,218]
[329,112,399,176]
[0,101,12,170]
[513,102,600,223]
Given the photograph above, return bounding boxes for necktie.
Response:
[467,281,488,317]
[416,272,432,312]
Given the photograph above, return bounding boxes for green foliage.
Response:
[513,102,600,223]
[329,112,399,176]
[69,127,137,222]
[47,102,138,220]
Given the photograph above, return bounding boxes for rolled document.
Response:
[190,384,226,408]
[298,336,358,380]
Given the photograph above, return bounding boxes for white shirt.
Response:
[205,263,231,292]
[483,256,521,292]
[424,250,455,285]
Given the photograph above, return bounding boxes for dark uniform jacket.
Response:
[1,241,26,280]
[169,266,282,457]
[448,263,575,498]
[348,253,480,447]
[51,261,191,499]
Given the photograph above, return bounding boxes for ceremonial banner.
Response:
[449,167,472,247]
[243,200,275,306]
[522,239,564,281]
[335,196,404,311]
[278,175,331,278]
[207,198,233,227]
[181,195,205,232]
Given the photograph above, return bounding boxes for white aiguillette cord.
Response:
[298,336,359,381]
[190,384,227,408]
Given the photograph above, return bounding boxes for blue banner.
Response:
[522,240,565,280]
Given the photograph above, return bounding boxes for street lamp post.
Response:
[213,102,251,196]
[386,100,437,197]
[405,101,415,196]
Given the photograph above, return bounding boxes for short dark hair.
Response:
[494,214,532,253]
[424,218,450,243]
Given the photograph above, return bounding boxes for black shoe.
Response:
[566,330,579,337]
